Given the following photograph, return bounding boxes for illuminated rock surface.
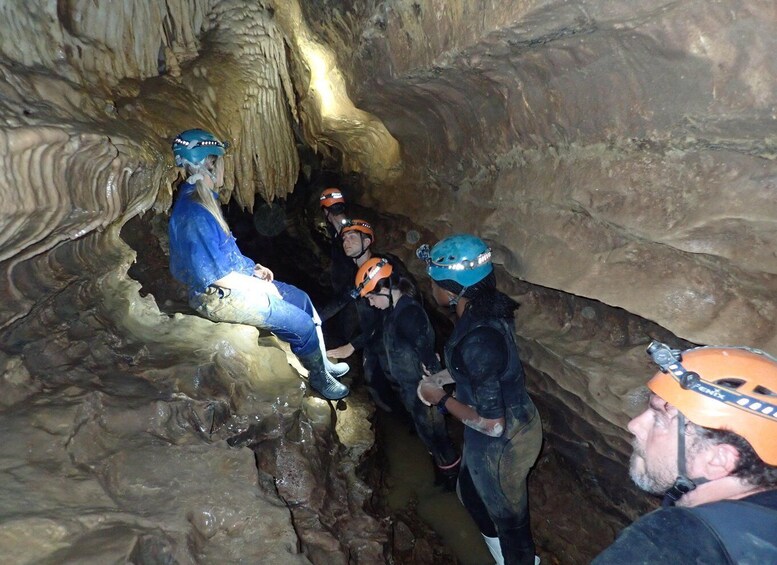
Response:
[1,1,776,563]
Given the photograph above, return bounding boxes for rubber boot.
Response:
[299,349,350,400]
[482,535,505,565]
[481,535,540,565]
[433,455,461,492]
[315,325,349,379]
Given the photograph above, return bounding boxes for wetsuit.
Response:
[445,289,542,565]
[320,252,410,412]
[169,182,320,355]
[318,228,359,342]
[328,229,354,297]
[592,489,777,564]
[352,287,397,411]
[383,294,458,467]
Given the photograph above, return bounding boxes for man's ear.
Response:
[363,236,373,248]
[703,442,741,480]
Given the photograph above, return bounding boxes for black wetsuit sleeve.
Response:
[591,508,732,565]
[351,300,384,351]
[456,326,508,420]
[391,305,440,379]
[350,331,367,350]
[329,233,355,294]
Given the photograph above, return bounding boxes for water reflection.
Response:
[381,411,493,565]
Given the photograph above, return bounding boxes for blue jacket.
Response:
[168,182,254,295]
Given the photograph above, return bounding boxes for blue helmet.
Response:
[172,129,227,167]
[417,234,493,287]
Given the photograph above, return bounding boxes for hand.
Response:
[417,380,446,407]
[421,364,455,387]
[213,271,281,300]
[327,343,355,359]
[253,264,274,281]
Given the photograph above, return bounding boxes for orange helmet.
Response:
[354,257,392,297]
[646,342,777,465]
[340,218,374,242]
[320,188,345,208]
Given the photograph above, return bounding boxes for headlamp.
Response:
[647,341,699,389]
[341,219,372,230]
[416,244,431,265]
[415,243,492,272]
[321,191,344,201]
[173,137,227,150]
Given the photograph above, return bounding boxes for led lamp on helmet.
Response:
[340,218,375,242]
[320,188,345,208]
[354,257,392,297]
[647,342,777,465]
[417,234,493,287]
[172,129,227,168]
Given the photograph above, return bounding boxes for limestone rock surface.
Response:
[2,1,777,563]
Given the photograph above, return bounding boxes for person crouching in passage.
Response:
[355,257,461,489]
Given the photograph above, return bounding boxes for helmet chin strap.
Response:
[186,162,218,184]
[447,286,468,307]
[662,411,710,507]
[350,237,370,261]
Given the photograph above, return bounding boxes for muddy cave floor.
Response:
[121,209,632,564]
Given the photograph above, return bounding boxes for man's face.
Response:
[342,231,368,258]
[627,393,681,495]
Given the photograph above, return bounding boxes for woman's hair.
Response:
[373,270,418,299]
[186,155,230,233]
[435,271,497,299]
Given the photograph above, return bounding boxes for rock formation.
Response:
[1,1,775,563]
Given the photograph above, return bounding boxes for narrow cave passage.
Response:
[3,2,777,563]
[120,167,655,564]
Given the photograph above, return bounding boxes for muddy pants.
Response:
[458,407,542,565]
[190,280,320,356]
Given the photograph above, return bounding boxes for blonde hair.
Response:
[187,155,230,233]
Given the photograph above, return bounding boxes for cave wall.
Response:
[1,0,777,563]
[0,1,393,562]
[302,0,777,552]
[305,0,777,437]
[316,0,777,351]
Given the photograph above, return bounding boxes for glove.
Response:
[417,380,444,407]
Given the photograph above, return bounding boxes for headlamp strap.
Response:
[662,412,697,507]
[448,285,467,307]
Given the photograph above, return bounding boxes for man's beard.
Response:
[628,443,673,495]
